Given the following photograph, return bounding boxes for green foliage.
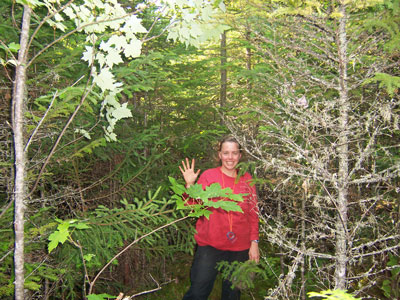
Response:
[15,0,43,8]
[3,0,400,299]
[87,293,115,300]
[363,72,400,96]
[47,187,195,298]
[380,254,400,299]
[169,176,245,219]
[48,219,90,253]
[0,207,65,299]
[217,260,266,290]
[308,289,362,300]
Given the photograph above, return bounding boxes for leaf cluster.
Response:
[169,176,245,219]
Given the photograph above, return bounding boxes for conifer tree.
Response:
[225,0,400,298]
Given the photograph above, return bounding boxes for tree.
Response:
[224,0,400,298]
[4,0,228,298]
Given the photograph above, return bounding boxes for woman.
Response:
[179,136,259,300]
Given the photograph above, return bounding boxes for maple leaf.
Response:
[111,103,132,120]
[81,46,94,65]
[124,39,142,58]
[48,222,70,253]
[93,68,116,92]
[105,48,123,68]
[107,35,127,51]
[123,15,147,33]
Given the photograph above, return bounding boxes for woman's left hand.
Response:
[249,241,260,263]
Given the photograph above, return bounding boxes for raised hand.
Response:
[179,158,200,188]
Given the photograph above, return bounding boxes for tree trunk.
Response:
[334,2,350,290]
[301,181,307,300]
[220,30,227,125]
[12,5,32,300]
[245,30,252,90]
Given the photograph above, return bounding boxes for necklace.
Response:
[220,168,237,243]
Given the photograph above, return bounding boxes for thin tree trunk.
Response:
[300,182,306,300]
[278,196,285,275]
[12,5,32,300]
[334,2,350,290]
[220,30,227,125]
[245,30,252,90]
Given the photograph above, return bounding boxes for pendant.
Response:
[227,231,236,241]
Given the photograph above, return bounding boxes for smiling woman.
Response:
[178,136,259,300]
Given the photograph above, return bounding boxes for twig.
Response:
[24,90,58,152]
[115,293,124,300]
[0,199,14,219]
[74,240,90,298]
[24,257,48,281]
[128,274,176,298]
[0,249,13,263]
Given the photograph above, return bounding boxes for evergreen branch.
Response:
[84,158,153,202]
[28,78,95,198]
[92,209,176,226]
[88,215,189,295]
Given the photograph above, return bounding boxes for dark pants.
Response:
[182,245,249,300]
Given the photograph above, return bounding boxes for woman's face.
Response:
[218,141,241,174]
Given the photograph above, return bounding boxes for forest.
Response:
[1,0,399,299]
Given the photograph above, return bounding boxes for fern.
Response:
[216,260,266,290]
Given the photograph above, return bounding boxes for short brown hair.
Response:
[217,136,242,152]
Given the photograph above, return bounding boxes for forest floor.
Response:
[127,252,265,300]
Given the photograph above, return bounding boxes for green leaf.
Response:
[81,46,94,65]
[169,176,186,196]
[75,128,91,140]
[83,254,96,262]
[24,280,41,291]
[187,183,206,200]
[47,222,70,253]
[207,200,243,213]
[72,138,107,157]
[16,0,43,8]
[72,222,91,230]
[87,293,115,300]
[8,42,20,53]
[189,209,213,219]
